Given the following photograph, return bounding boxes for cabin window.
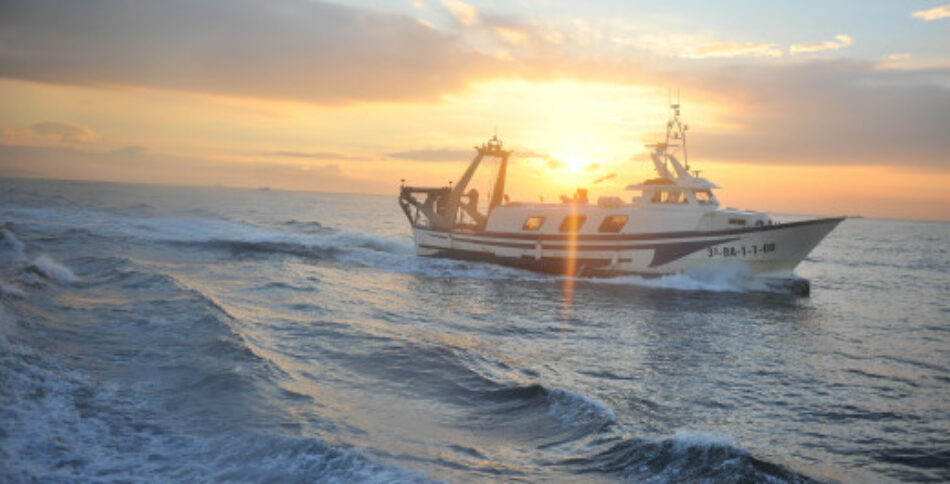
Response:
[522,216,546,231]
[694,190,713,205]
[728,218,747,226]
[559,215,587,232]
[651,190,687,204]
[598,215,628,233]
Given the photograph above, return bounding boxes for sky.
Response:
[0,0,948,221]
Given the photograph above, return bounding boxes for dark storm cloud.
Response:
[0,0,497,104]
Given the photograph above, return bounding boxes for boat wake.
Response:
[580,262,806,295]
[0,234,435,483]
[28,254,79,283]
[0,213,815,483]
[3,205,810,298]
[565,429,815,483]
[324,338,814,482]
[0,309,433,482]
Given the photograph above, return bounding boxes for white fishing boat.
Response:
[398,103,843,295]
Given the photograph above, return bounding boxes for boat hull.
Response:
[412,217,844,282]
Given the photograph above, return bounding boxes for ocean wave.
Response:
[0,255,432,482]
[1,227,26,261]
[0,308,432,483]
[282,219,331,234]
[28,254,79,283]
[339,341,619,440]
[561,429,814,483]
[364,341,811,481]
[545,388,619,428]
[0,280,26,298]
[142,217,413,257]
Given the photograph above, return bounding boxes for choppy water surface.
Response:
[1,178,948,482]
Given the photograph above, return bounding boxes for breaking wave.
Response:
[562,429,815,483]
[0,226,78,291]
[0,281,25,298]
[28,254,79,283]
[329,339,812,482]
[0,260,434,483]
[0,333,432,482]
[1,227,25,261]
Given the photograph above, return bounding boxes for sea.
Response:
[1,177,948,483]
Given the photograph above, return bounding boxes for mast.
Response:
[664,93,689,172]
[487,136,510,213]
[645,95,693,181]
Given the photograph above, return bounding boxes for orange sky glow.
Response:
[1,0,948,221]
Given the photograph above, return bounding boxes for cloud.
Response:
[0,2,945,175]
[682,60,950,169]
[30,122,95,143]
[912,4,950,20]
[441,0,479,26]
[0,0,498,104]
[790,34,853,55]
[266,150,367,161]
[680,41,783,59]
[0,121,95,146]
[610,29,786,60]
[109,145,147,156]
[884,53,912,61]
[387,148,475,162]
[0,143,371,192]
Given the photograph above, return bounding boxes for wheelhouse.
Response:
[628,182,720,208]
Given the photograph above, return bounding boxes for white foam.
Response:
[1,228,26,260]
[74,209,417,260]
[31,255,79,283]
[582,262,762,293]
[546,387,618,427]
[587,273,743,292]
[667,429,739,451]
[313,230,415,255]
[0,280,26,298]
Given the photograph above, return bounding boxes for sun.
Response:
[558,152,591,172]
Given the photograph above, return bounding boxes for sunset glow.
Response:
[0,0,947,220]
